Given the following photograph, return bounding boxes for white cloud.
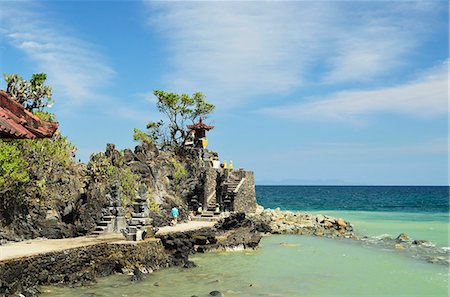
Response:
[0,2,115,110]
[259,60,448,122]
[144,1,440,107]
[110,106,151,124]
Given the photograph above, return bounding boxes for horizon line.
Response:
[255,184,449,187]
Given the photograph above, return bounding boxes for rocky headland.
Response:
[0,134,446,296]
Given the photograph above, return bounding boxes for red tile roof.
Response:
[187,118,214,130]
[0,90,58,139]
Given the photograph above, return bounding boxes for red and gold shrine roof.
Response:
[0,90,58,139]
[187,118,214,130]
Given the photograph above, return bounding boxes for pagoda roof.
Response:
[187,118,214,130]
[0,90,58,139]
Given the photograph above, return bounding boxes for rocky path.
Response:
[155,221,216,236]
[0,234,131,261]
[0,221,216,262]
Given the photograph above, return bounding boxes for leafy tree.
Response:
[133,90,215,150]
[4,73,54,111]
[0,141,29,204]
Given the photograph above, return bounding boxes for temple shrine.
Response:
[186,117,214,149]
[0,90,58,139]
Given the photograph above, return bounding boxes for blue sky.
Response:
[0,1,448,185]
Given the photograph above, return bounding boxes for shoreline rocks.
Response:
[249,207,355,238]
[361,232,449,265]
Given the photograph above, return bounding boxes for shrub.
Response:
[0,141,29,207]
[172,158,187,191]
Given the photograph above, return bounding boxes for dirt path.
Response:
[0,221,215,261]
[0,234,127,261]
[155,221,216,236]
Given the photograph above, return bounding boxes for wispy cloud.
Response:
[0,2,115,111]
[144,1,441,107]
[109,106,151,124]
[259,60,448,122]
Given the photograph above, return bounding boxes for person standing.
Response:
[171,206,179,226]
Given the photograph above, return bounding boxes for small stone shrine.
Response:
[121,187,152,241]
[92,180,126,235]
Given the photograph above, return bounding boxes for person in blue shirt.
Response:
[171,206,179,226]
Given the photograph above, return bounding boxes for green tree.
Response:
[0,141,29,202]
[134,90,215,150]
[4,73,54,111]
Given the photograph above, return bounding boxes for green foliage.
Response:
[172,158,187,191]
[119,167,139,206]
[87,151,140,207]
[133,90,215,151]
[36,178,47,192]
[0,141,30,203]
[148,201,160,212]
[33,111,56,122]
[4,73,54,111]
[0,134,77,210]
[88,152,115,181]
[133,128,154,145]
[24,135,76,166]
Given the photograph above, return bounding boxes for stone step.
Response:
[91,230,104,235]
[191,216,219,222]
[201,211,215,217]
[98,221,110,226]
[103,216,115,220]
[95,226,107,231]
[227,180,241,183]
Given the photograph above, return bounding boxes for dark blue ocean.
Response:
[256,185,449,246]
[256,185,449,213]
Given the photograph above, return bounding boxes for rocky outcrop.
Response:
[0,142,208,243]
[0,154,89,243]
[249,207,355,238]
[156,217,264,264]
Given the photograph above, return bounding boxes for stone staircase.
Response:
[207,195,218,212]
[92,215,116,236]
[222,176,243,211]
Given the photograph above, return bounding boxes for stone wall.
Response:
[203,168,218,207]
[232,171,257,213]
[0,240,170,297]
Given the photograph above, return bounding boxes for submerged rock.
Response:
[412,240,431,246]
[396,233,410,242]
[394,244,406,251]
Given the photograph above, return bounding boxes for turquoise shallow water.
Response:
[312,210,449,247]
[42,235,449,297]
